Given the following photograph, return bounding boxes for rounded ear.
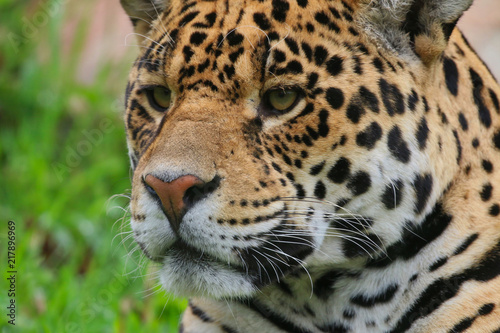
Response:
[120,0,168,43]
[358,0,473,64]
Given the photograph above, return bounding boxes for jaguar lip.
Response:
[168,239,219,263]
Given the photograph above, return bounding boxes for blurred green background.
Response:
[0,0,186,332]
[0,0,497,332]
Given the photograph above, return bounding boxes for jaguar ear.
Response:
[358,0,473,64]
[121,0,168,42]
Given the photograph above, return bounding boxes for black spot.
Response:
[228,48,244,63]
[182,46,195,63]
[351,284,399,307]
[272,0,290,22]
[179,11,200,26]
[307,72,319,90]
[328,6,341,19]
[325,87,345,109]
[490,204,500,217]
[301,42,313,61]
[347,171,371,196]
[407,90,419,111]
[345,86,379,123]
[189,302,213,322]
[494,130,500,150]
[342,233,380,258]
[438,107,448,124]
[226,32,244,46]
[458,112,468,131]
[221,325,237,333]
[327,157,351,184]
[314,46,328,65]
[317,322,349,333]
[470,68,492,128]
[306,23,315,32]
[286,60,303,74]
[379,79,405,116]
[310,161,325,175]
[346,101,364,124]
[454,233,479,256]
[343,309,355,319]
[387,126,411,163]
[297,0,308,7]
[353,56,363,75]
[367,203,452,268]
[295,103,314,119]
[314,181,327,199]
[302,135,313,146]
[273,50,286,63]
[413,173,433,214]
[284,38,300,55]
[359,86,380,113]
[372,57,384,73]
[267,31,280,41]
[326,56,344,76]
[429,257,448,271]
[356,122,383,150]
[489,88,499,113]
[348,27,359,36]
[335,198,350,212]
[472,138,479,148]
[480,183,492,201]
[223,65,235,79]
[482,159,493,173]
[381,180,404,209]
[190,31,207,45]
[130,99,154,123]
[203,12,217,27]
[443,57,459,96]
[416,117,429,150]
[314,11,340,33]
[450,317,474,333]
[478,303,495,316]
[246,300,314,333]
[313,270,342,299]
[197,59,210,73]
[253,12,271,30]
[318,109,330,137]
[295,183,306,198]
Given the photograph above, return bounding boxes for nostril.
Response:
[183,175,221,209]
[143,178,160,199]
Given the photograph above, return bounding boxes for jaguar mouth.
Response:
[167,239,220,263]
[158,227,315,292]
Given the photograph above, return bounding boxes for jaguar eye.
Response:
[146,86,172,112]
[265,88,300,114]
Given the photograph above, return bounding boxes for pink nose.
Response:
[144,174,205,232]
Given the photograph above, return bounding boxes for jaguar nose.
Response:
[144,174,219,232]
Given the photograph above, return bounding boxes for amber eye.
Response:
[146,86,172,112]
[265,88,301,115]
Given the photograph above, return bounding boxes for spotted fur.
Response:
[121,0,500,331]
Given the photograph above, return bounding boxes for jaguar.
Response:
[120,0,500,331]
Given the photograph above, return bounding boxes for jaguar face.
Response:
[124,0,450,299]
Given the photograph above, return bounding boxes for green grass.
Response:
[0,1,186,331]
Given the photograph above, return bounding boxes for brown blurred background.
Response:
[76,0,500,84]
